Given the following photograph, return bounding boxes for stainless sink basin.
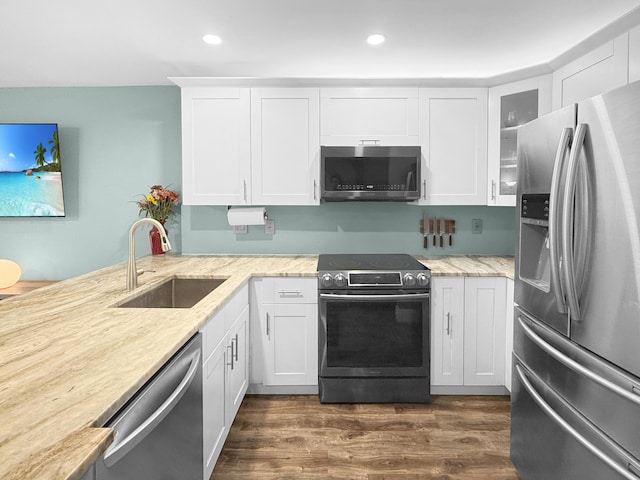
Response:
[116,277,226,308]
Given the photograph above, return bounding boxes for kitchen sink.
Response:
[116,277,227,308]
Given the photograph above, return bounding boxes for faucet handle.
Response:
[159,233,172,252]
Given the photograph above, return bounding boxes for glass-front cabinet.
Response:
[487,76,552,206]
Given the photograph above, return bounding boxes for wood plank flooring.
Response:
[212,395,521,479]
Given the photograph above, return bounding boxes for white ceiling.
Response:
[2,0,640,87]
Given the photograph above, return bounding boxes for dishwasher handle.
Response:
[103,347,201,467]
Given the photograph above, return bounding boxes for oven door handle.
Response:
[319,293,430,301]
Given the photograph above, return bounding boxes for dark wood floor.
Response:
[212,394,521,479]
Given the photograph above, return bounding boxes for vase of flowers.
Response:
[137,185,180,255]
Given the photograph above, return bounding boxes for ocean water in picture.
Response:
[0,123,66,217]
[0,172,65,216]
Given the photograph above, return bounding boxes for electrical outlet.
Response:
[232,225,248,234]
[264,219,275,235]
[471,218,483,234]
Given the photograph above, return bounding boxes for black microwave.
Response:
[320,146,421,202]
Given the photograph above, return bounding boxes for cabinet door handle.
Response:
[360,139,380,145]
[234,333,239,362]
[446,312,451,336]
[227,343,234,370]
[491,180,496,201]
[243,180,247,202]
[313,180,317,200]
[266,312,270,338]
[422,180,426,200]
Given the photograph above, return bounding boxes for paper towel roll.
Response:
[227,207,267,226]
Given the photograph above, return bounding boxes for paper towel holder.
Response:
[226,206,268,227]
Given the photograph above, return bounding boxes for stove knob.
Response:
[403,273,416,286]
[321,273,333,288]
[334,273,347,287]
[416,273,429,287]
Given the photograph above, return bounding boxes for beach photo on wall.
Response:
[0,123,66,217]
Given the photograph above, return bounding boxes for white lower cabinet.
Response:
[227,306,249,418]
[202,335,228,478]
[250,277,318,389]
[431,276,507,390]
[431,277,465,385]
[260,303,318,385]
[463,277,507,386]
[201,285,249,480]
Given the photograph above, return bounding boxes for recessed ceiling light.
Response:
[202,34,222,45]
[367,34,385,46]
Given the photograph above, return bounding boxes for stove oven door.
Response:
[318,290,430,379]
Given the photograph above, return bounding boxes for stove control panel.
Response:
[319,270,430,290]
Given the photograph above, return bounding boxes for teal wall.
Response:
[182,204,515,256]
[1,86,515,280]
[0,87,182,280]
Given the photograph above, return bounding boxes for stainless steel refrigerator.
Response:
[511,80,640,480]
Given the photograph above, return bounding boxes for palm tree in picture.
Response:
[48,130,61,171]
[34,143,48,170]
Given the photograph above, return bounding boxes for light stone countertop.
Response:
[421,255,514,279]
[0,254,513,480]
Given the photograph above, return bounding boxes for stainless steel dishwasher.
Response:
[95,333,203,480]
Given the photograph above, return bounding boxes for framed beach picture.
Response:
[0,123,66,217]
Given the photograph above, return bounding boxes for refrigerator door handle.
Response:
[549,127,573,313]
[515,364,640,480]
[562,123,588,321]
[518,314,640,405]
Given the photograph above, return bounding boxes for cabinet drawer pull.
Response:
[446,312,451,336]
[277,289,303,296]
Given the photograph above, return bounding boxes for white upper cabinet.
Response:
[552,34,629,110]
[320,88,419,146]
[487,76,552,206]
[629,26,640,84]
[417,88,488,205]
[180,86,320,206]
[181,88,251,205]
[251,88,320,205]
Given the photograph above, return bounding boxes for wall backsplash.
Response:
[0,86,514,281]
[181,203,516,257]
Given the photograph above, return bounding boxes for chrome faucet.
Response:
[126,218,172,290]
